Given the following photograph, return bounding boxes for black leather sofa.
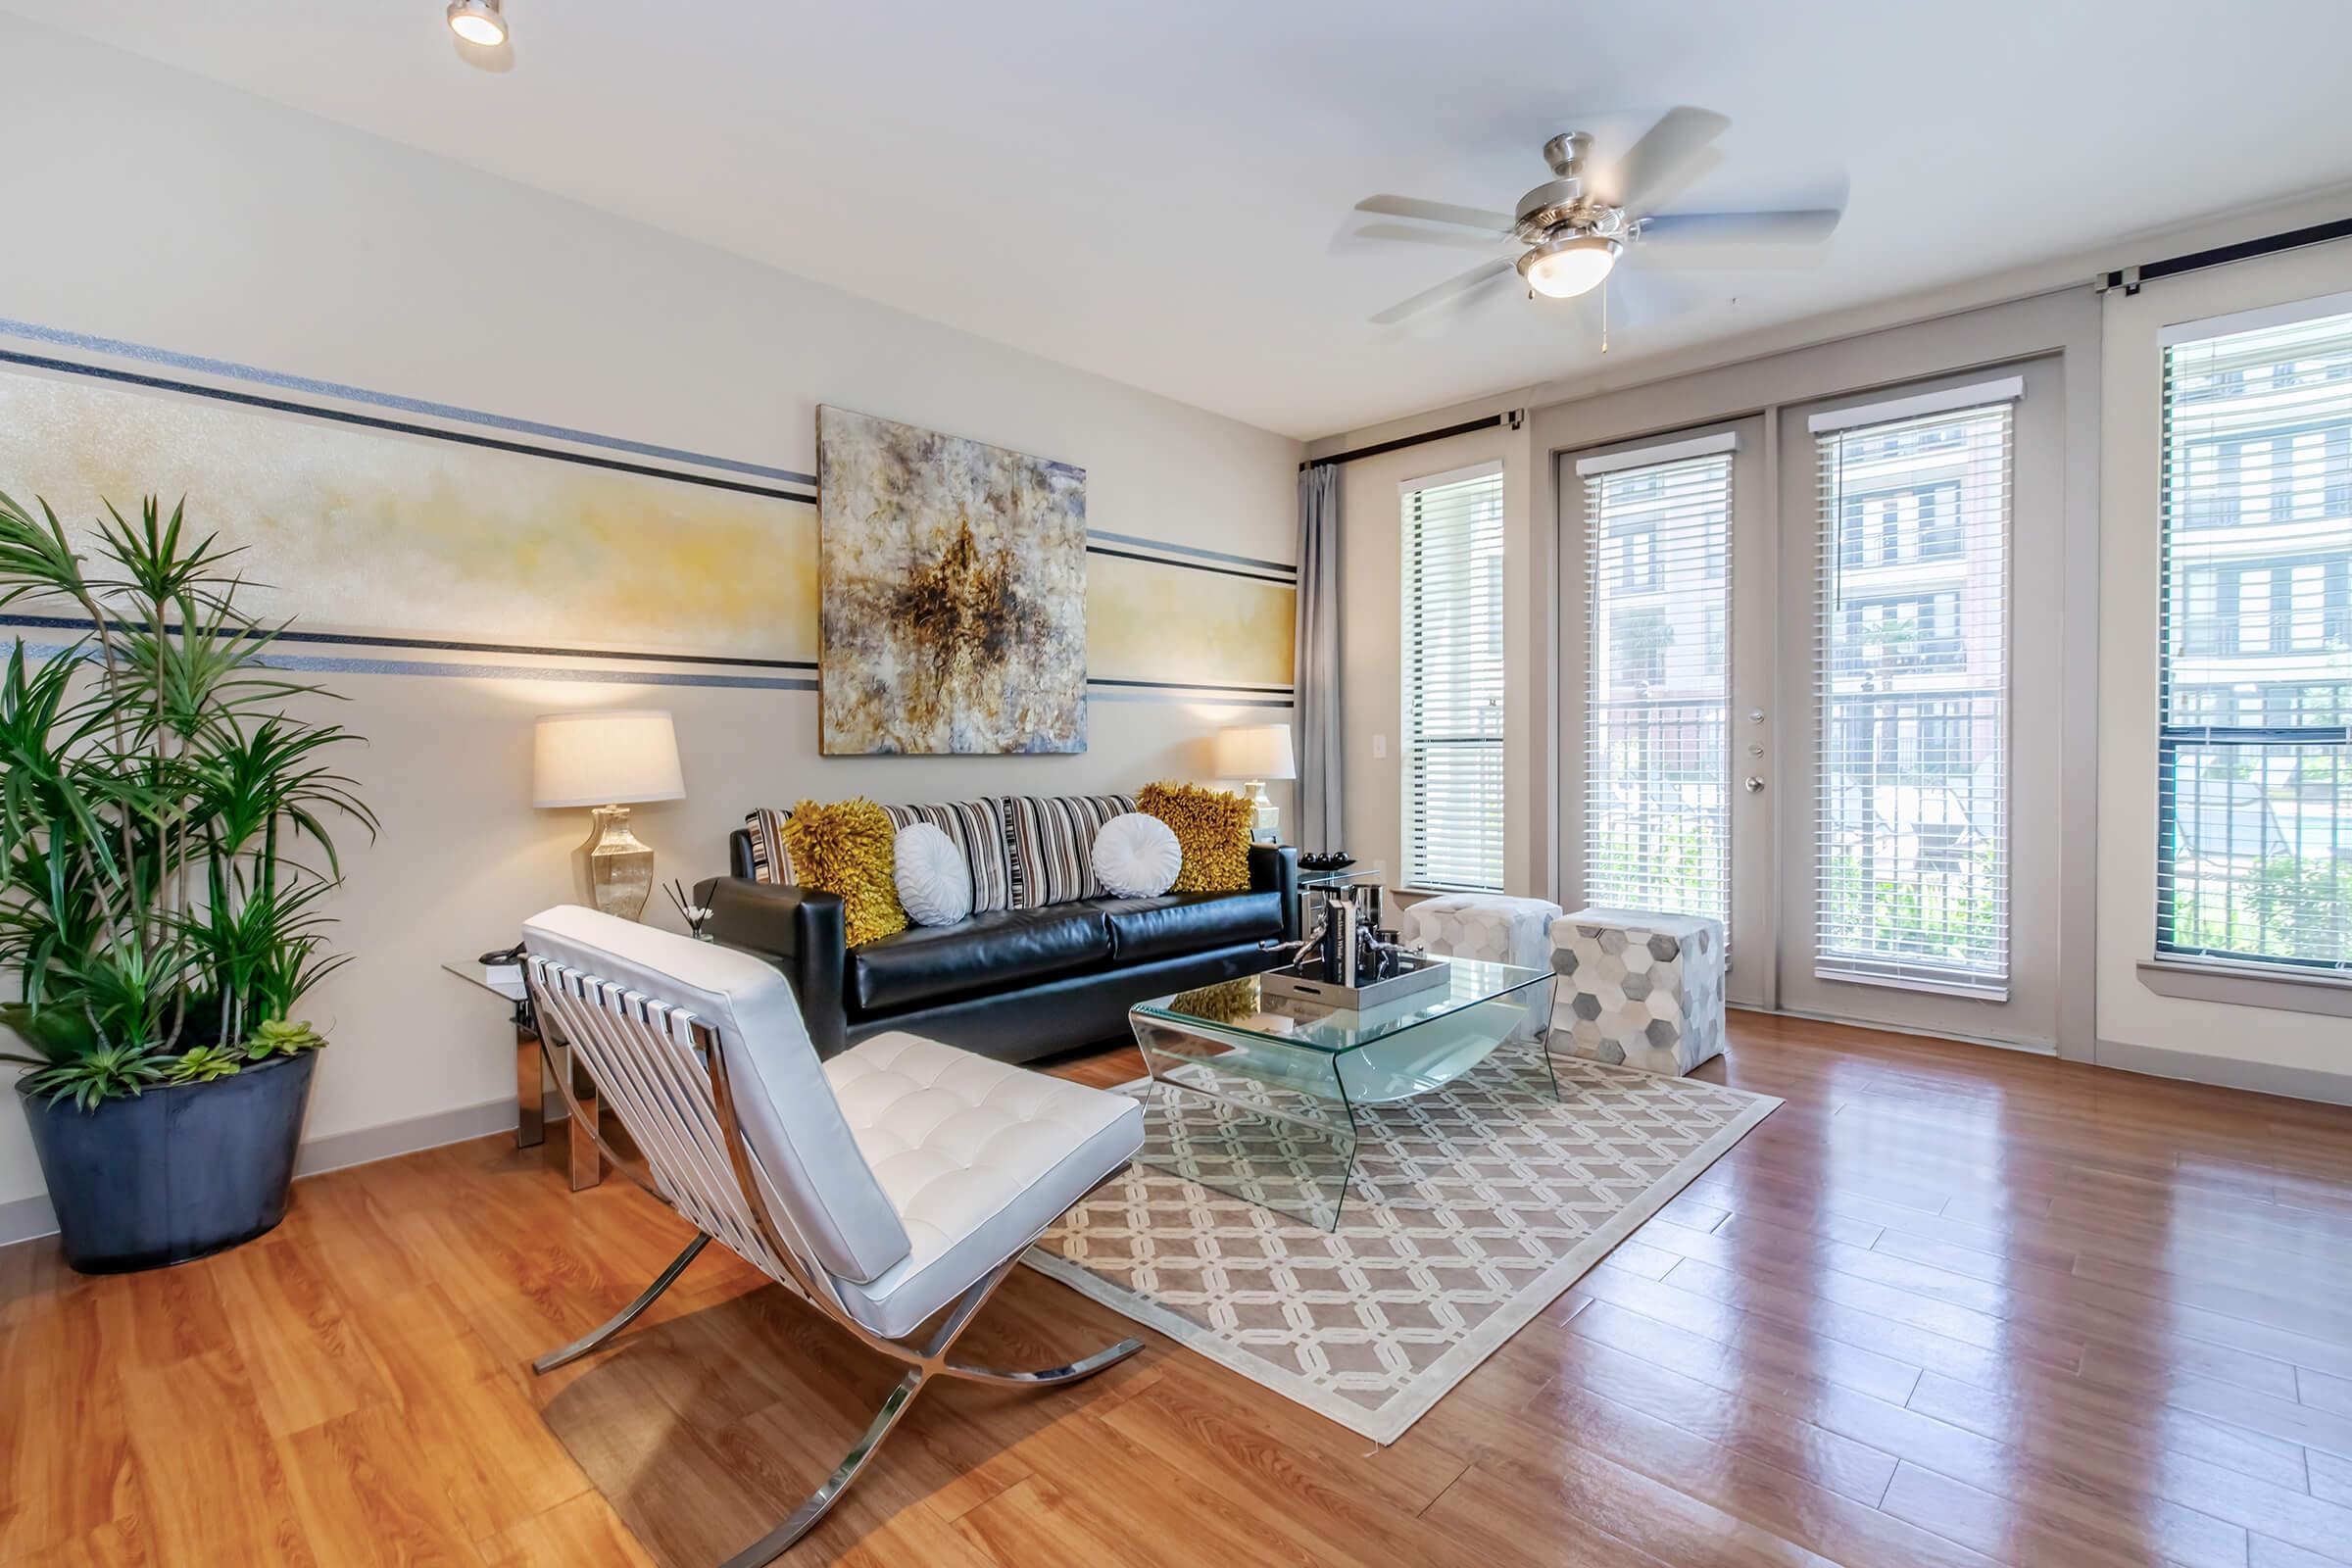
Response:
[699,833,1297,1063]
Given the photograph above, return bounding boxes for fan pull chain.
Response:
[1600,274,1611,354]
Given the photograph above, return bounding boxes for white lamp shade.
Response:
[1213,722,1296,781]
[533,710,686,808]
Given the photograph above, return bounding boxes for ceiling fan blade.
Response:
[1348,220,1517,254]
[1369,259,1516,326]
[1598,267,1696,331]
[1353,193,1516,235]
[1595,106,1731,217]
[1639,209,1842,247]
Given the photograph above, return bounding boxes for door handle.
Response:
[1743,775,1766,794]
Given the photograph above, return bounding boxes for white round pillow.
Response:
[1094,811,1183,899]
[893,821,973,926]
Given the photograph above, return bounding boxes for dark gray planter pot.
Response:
[17,1049,319,1274]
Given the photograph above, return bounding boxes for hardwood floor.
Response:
[7,1010,2352,1566]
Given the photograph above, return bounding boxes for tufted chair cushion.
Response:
[822,1032,1145,1339]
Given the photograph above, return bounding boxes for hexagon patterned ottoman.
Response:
[1396,893,1563,1045]
[1551,907,1726,1075]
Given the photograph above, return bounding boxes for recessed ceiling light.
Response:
[446,0,508,47]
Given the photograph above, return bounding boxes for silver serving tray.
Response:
[1261,953,1450,1009]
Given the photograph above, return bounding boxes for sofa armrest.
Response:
[1250,843,1299,943]
[696,876,849,1057]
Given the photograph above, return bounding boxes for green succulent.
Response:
[17,1042,169,1110]
[243,1018,326,1059]
[163,1045,248,1085]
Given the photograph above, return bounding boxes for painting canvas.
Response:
[817,406,1087,754]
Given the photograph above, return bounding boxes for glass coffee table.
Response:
[1129,958,1556,1229]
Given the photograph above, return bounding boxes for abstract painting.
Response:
[817,406,1088,754]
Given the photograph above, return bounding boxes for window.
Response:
[2158,303,2352,973]
[1402,463,1506,892]
[1838,591,1964,671]
[1813,382,2016,995]
[1579,433,1735,931]
[1617,525,1661,591]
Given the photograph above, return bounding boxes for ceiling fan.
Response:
[1351,107,1841,328]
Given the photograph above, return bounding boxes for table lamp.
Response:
[1213,722,1296,843]
[533,710,685,921]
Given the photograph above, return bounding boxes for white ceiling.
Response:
[19,1,2352,439]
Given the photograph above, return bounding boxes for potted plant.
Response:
[0,490,375,1272]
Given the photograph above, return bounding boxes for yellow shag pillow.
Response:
[780,798,907,947]
[1136,782,1253,893]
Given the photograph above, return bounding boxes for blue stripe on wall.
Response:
[0,318,1298,585]
[0,316,816,487]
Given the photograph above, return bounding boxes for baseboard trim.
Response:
[2093,1037,2352,1106]
[0,1093,548,1249]
[292,1095,530,1179]
[0,1192,58,1250]
[1733,1004,2059,1058]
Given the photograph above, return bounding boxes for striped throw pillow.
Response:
[880,800,1014,913]
[746,807,795,885]
[1004,794,1137,907]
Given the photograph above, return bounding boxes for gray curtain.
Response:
[1295,463,1343,851]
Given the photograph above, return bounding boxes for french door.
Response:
[1560,361,2065,1048]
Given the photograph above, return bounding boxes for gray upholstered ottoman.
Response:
[1397,893,1563,1045]
[1550,907,1726,1075]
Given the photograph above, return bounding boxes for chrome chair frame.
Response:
[521,956,1143,1566]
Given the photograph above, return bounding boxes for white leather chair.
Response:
[518,905,1146,1564]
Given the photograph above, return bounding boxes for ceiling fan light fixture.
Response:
[446,0,508,47]
[1517,234,1620,300]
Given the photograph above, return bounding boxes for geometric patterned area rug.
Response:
[1024,1044,1778,1444]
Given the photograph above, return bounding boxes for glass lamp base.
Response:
[1245,780,1280,844]
[581,805,655,922]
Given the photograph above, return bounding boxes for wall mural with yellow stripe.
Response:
[0,340,1295,707]
[1089,552,1295,691]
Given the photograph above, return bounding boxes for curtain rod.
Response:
[2098,216,2352,296]
[1300,409,1524,471]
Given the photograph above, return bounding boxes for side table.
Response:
[442,956,604,1190]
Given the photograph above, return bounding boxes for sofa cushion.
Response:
[893,822,973,928]
[1135,782,1254,892]
[781,798,908,947]
[850,905,1111,1014]
[1004,793,1135,907]
[751,797,1012,916]
[879,800,1014,913]
[1093,811,1182,899]
[745,807,796,885]
[1096,890,1283,963]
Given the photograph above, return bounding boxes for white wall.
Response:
[2095,239,2352,1093]
[0,17,1301,1232]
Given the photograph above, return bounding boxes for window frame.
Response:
[1575,434,1739,937]
[2153,294,2352,979]
[1399,460,1508,894]
[1809,383,2020,998]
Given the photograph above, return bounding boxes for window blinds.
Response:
[2158,304,2352,974]
[1580,441,1735,932]
[1402,464,1506,892]
[1814,391,2015,995]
